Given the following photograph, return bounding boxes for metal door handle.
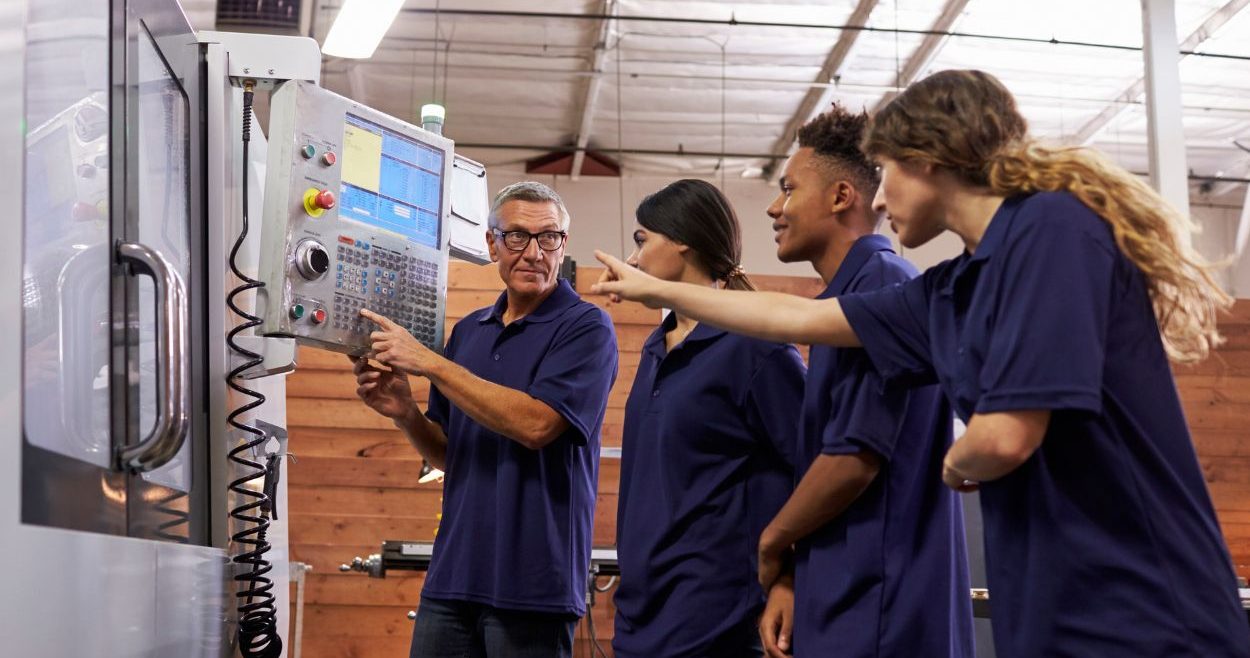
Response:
[115,241,190,471]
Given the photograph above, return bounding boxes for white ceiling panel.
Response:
[161,0,1250,185]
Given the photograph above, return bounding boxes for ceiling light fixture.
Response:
[323,0,405,59]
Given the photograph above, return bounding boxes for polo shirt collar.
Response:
[940,194,1027,296]
[827,234,894,297]
[966,194,1024,265]
[478,278,580,326]
[644,307,727,359]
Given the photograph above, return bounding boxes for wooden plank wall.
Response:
[286,263,1249,657]
[1174,299,1250,579]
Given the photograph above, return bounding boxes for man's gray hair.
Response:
[488,181,571,230]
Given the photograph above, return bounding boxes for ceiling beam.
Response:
[763,0,879,182]
[1235,176,1250,267]
[871,0,972,113]
[1141,0,1192,220]
[570,0,618,181]
[765,0,972,182]
[1068,0,1250,145]
[1226,163,1250,295]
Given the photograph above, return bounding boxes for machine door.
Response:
[21,0,208,545]
[122,0,208,545]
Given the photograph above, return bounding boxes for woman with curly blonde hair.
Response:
[593,69,1248,658]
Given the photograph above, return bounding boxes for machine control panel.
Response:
[258,81,454,355]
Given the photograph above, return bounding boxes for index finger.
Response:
[593,249,631,275]
[359,307,398,330]
[595,267,616,285]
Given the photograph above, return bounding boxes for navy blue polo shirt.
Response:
[793,234,974,658]
[841,192,1250,658]
[613,314,805,658]
[422,279,618,616]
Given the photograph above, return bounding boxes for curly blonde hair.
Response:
[862,69,1230,363]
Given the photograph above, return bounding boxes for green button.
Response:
[291,303,305,319]
[301,144,316,159]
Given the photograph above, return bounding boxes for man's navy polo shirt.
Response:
[793,234,974,658]
[423,279,618,617]
[612,313,805,658]
[841,192,1250,657]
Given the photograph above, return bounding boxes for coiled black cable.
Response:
[225,81,282,658]
[152,489,190,544]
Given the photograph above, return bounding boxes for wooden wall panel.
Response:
[288,263,1249,658]
[1176,299,1250,578]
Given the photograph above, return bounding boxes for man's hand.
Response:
[350,355,417,422]
[361,308,441,376]
[759,575,795,658]
[591,249,666,308]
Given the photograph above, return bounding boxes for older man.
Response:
[353,181,618,658]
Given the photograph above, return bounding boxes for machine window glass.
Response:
[134,22,192,492]
[21,1,113,469]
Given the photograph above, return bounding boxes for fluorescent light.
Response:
[323,0,405,59]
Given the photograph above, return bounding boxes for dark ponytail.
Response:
[635,179,756,291]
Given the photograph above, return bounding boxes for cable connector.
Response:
[242,80,255,143]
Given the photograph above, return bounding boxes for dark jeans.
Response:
[409,596,577,658]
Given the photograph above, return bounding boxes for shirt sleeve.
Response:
[424,322,457,429]
[741,344,807,469]
[974,217,1113,415]
[525,309,620,446]
[839,274,939,387]
[820,351,912,461]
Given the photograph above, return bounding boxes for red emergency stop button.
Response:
[315,189,336,210]
[71,201,98,221]
[311,308,327,324]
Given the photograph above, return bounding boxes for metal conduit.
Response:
[349,6,1250,62]
[456,141,1250,184]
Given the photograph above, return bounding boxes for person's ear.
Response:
[828,180,857,214]
[485,229,499,263]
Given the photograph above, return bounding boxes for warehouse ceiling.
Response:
[182,0,1250,198]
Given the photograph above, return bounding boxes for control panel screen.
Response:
[339,113,444,249]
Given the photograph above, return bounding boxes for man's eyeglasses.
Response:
[492,228,568,252]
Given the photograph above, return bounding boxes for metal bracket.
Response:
[233,335,297,379]
[197,31,322,88]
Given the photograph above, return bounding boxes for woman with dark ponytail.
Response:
[596,71,1249,658]
[611,179,805,658]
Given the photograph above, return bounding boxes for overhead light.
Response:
[323,0,405,59]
